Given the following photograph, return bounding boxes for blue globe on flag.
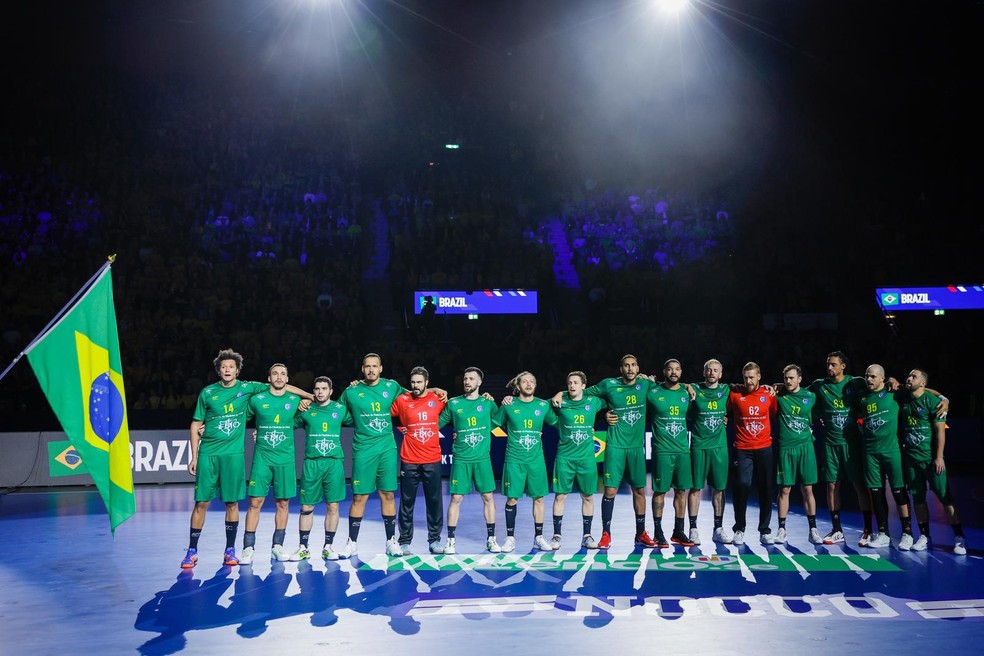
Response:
[89,371,125,444]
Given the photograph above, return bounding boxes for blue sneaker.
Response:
[223,547,240,566]
[181,548,198,569]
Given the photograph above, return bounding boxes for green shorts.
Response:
[603,446,647,490]
[823,441,862,484]
[553,455,599,495]
[299,458,346,505]
[248,454,297,499]
[651,451,693,493]
[864,448,904,490]
[450,459,495,495]
[691,446,728,491]
[352,447,398,495]
[502,458,549,498]
[904,457,949,505]
[777,443,819,486]
[195,453,246,503]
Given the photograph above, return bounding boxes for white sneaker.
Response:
[712,527,734,544]
[341,538,358,558]
[582,534,599,549]
[534,535,555,551]
[322,544,339,561]
[400,543,414,556]
[866,532,891,548]
[808,528,823,545]
[911,535,929,551]
[689,528,701,546]
[760,532,775,545]
[444,537,457,555]
[429,540,445,554]
[486,536,500,553]
[774,528,787,544]
[271,544,289,562]
[386,538,403,557]
[550,534,563,550]
[954,536,967,555]
[239,546,255,565]
[501,536,516,553]
[858,531,872,547]
[898,532,914,551]
[823,530,845,545]
[732,530,745,546]
[289,546,311,561]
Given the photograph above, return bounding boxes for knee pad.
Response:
[892,488,910,506]
[300,509,314,516]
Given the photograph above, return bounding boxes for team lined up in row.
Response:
[179,349,967,568]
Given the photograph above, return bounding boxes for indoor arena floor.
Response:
[2,480,982,655]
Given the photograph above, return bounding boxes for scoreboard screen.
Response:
[877,286,984,311]
[414,290,537,315]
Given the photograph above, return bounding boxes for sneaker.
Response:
[486,536,500,553]
[341,538,358,558]
[670,531,695,547]
[823,530,845,545]
[239,546,254,565]
[289,546,311,562]
[634,531,658,547]
[809,528,824,545]
[429,540,446,554]
[911,535,929,551]
[271,544,290,562]
[180,548,198,569]
[400,543,414,556]
[501,536,517,553]
[898,532,914,551]
[760,532,775,545]
[444,537,457,555]
[386,538,403,557]
[858,531,872,547]
[223,547,240,566]
[550,534,563,550]
[954,536,967,556]
[732,530,745,546]
[866,532,891,548]
[712,527,734,544]
[534,535,555,551]
[597,531,612,549]
[774,528,787,544]
[688,528,701,546]
[322,545,338,561]
[582,534,600,549]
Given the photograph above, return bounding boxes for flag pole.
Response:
[0,255,117,383]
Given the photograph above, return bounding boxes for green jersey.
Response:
[193,380,269,456]
[440,396,499,463]
[899,391,944,462]
[584,377,654,449]
[688,383,729,450]
[647,384,691,454]
[553,394,607,460]
[338,378,405,455]
[294,400,351,460]
[856,387,903,455]
[774,388,817,448]
[494,397,558,464]
[809,376,866,446]
[248,391,302,465]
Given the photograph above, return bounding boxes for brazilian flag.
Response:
[27,263,135,534]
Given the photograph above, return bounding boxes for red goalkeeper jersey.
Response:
[391,391,446,464]
[729,387,777,450]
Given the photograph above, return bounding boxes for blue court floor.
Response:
[1,480,982,655]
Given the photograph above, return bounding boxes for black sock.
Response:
[862,511,873,533]
[505,504,517,536]
[807,514,817,529]
[299,530,311,547]
[325,530,336,545]
[243,530,256,549]
[535,522,544,537]
[383,514,396,540]
[674,517,684,534]
[349,516,362,542]
[689,516,698,529]
[713,514,723,529]
[918,522,930,537]
[553,514,563,536]
[601,496,614,533]
[953,523,964,537]
[189,527,202,550]
[583,515,593,535]
[273,528,286,546]
[635,514,646,536]
[225,521,238,549]
[448,525,456,538]
[486,523,495,538]
[831,510,842,532]
[901,517,912,534]
[778,517,786,530]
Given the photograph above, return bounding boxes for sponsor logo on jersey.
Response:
[535,409,541,416]
[760,396,767,403]
[477,405,484,412]
[428,401,435,407]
